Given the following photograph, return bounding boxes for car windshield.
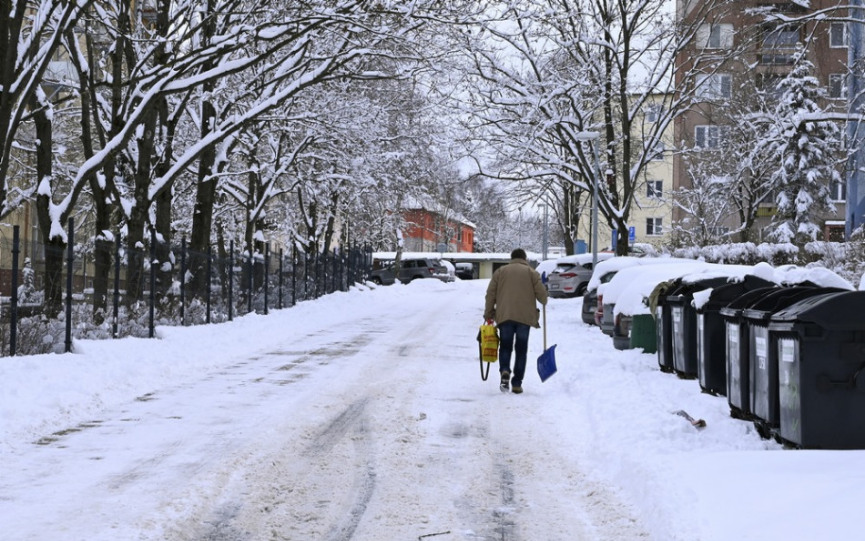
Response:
[553,264,576,273]
[600,271,618,284]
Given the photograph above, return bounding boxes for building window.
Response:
[647,180,663,199]
[698,23,734,49]
[830,179,846,202]
[646,217,663,237]
[757,73,785,100]
[645,103,662,123]
[648,141,665,161]
[694,125,728,149]
[830,22,848,48]
[827,224,845,242]
[761,24,799,64]
[696,73,732,100]
[829,74,847,99]
[763,24,799,48]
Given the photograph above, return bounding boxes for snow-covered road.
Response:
[2,280,649,541]
[7,277,864,541]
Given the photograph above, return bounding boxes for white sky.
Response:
[1,275,863,540]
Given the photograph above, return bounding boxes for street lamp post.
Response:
[575,131,601,269]
[542,203,548,260]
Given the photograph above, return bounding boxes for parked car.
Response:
[583,256,695,329]
[581,272,618,325]
[546,253,614,298]
[455,262,475,280]
[369,257,452,285]
[440,260,457,282]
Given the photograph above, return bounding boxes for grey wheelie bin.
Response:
[667,276,731,379]
[743,286,844,439]
[720,287,784,419]
[695,275,775,396]
[768,290,865,449]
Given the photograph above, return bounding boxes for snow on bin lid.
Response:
[772,265,854,290]
[770,291,865,330]
[692,275,777,311]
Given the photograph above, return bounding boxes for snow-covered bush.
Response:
[671,242,798,266]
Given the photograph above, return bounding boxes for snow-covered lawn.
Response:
[1,278,860,540]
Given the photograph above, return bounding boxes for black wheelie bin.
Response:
[720,286,783,419]
[649,281,676,374]
[768,290,865,449]
[743,286,846,439]
[667,276,732,379]
[694,275,775,396]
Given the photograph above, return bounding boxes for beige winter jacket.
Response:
[484,258,549,327]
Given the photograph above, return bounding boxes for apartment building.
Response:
[629,94,676,248]
[674,0,849,242]
[573,93,676,250]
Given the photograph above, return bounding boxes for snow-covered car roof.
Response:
[615,264,755,317]
[549,252,615,268]
[587,256,694,293]
[611,264,759,317]
[601,262,712,317]
[535,259,560,277]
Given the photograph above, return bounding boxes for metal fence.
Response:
[0,220,374,357]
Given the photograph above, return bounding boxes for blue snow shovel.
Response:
[537,304,557,382]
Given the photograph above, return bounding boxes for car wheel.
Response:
[371,276,382,285]
[577,282,588,296]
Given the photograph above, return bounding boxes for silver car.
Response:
[546,253,613,298]
[369,257,451,285]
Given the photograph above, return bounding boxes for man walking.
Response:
[484,248,549,394]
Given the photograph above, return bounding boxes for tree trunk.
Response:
[31,96,64,317]
[155,187,173,297]
[76,31,114,324]
[188,0,218,299]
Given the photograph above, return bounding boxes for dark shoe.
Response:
[500,371,510,392]
[512,386,523,394]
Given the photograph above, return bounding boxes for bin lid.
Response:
[666,276,731,303]
[697,275,777,313]
[719,286,780,319]
[769,290,865,330]
[742,286,845,322]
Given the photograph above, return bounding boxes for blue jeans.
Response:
[498,321,530,386]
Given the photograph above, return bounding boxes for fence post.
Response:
[113,234,120,338]
[228,240,234,321]
[247,249,253,314]
[303,249,309,301]
[349,243,355,287]
[206,245,212,324]
[331,250,336,294]
[180,236,186,326]
[278,248,284,309]
[315,252,321,298]
[264,244,270,315]
[149,228,156,339]
[340,246,346,292]
[9,225,19,356]
[65,218,74,353]
[292,243,297,307]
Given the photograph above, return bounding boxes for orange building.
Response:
[402,207,475,253]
